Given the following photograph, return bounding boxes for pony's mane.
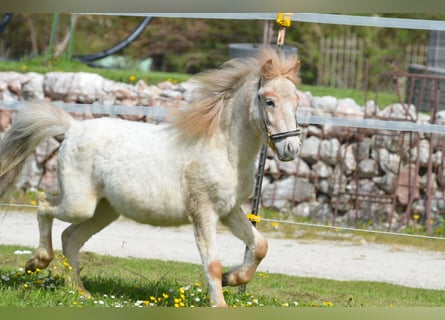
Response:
[172,47,300,140]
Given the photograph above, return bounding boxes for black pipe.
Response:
[0,13,13,35]
[73,16,152,63]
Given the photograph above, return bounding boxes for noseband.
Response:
[257,78,301,148]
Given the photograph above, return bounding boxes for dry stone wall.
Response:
[1,71,444,231]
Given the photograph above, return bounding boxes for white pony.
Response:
[0,47,301,307]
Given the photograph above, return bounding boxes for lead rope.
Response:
[240,13,292,294]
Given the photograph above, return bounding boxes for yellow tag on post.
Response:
[276,12,292,28]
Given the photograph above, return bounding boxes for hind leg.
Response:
[220,207,268,287]
[60,199,119,294]
[25,193,58,272]
[26,186,99,273]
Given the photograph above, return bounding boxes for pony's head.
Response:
[256,48,301,161]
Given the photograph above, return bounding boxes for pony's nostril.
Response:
[286,142,295,154]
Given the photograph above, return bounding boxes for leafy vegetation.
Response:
[3,14,445,83]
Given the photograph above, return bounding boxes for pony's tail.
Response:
[0,103,74,197]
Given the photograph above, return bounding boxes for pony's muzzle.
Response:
[274,136,301,161]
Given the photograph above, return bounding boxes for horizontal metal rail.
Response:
[89,13,445,31]
[1,101,445,135]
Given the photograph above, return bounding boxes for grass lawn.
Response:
[0,244,443,307]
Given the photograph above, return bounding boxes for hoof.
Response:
[221,272,230,287]
[25,253,53,272]
[25,258,39,273]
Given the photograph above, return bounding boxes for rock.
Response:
[432,150,443,167]
[358,159,378,178]
[21,72,44,101]
[157,81,174,90]
[312,160,333,179]
[377,148,400,174]
[292,201,319,218]
[379,103,416,120]
[276,158,311,177]
[35,138,60,164]
[409,139,430,167]
[306,125,323,137]
[332,193,353,212]
[15,156,42,192]
[160,89,183,100]
[45,72,128,103]
[334,98,364,118]
[7,78,22,95]
[341,144,356,175]
[300,136,321,164]
[435,110,445,124]
[0,109,12,130]
[316,179,330,194]
[364,100,378,117]
[262,176,315,210]
[419,172,437,195]
[39,155,59,192]
[265,158,280,179]
[296,90,312,108]
[319,138,340,166]
[181,79,200,102]
[311,95,337,114]
[431,191,445,213]
[373,172,396,194]
[357,138,373,160]
[310,203,333,224]
[396,164,420,205]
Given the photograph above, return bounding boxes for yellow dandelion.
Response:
[413,214,420,221]
[150,296,157,301]
[162,293,169,299]
[21,65,28,71]
[271,221,280,228]
[23,283,29,288]
[30,200,37,206]
[281,302,289,307]
[246,214,261,223]
[325,301,333,307]
[129,75,137,82]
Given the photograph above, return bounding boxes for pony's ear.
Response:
[261,58,274,80]
[285,59,301,84]
[289,59,301,76]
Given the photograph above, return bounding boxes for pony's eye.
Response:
[265,99,275,108]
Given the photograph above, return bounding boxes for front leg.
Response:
[220,207,268,287]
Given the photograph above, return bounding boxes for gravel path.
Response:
[1,210,444,291]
